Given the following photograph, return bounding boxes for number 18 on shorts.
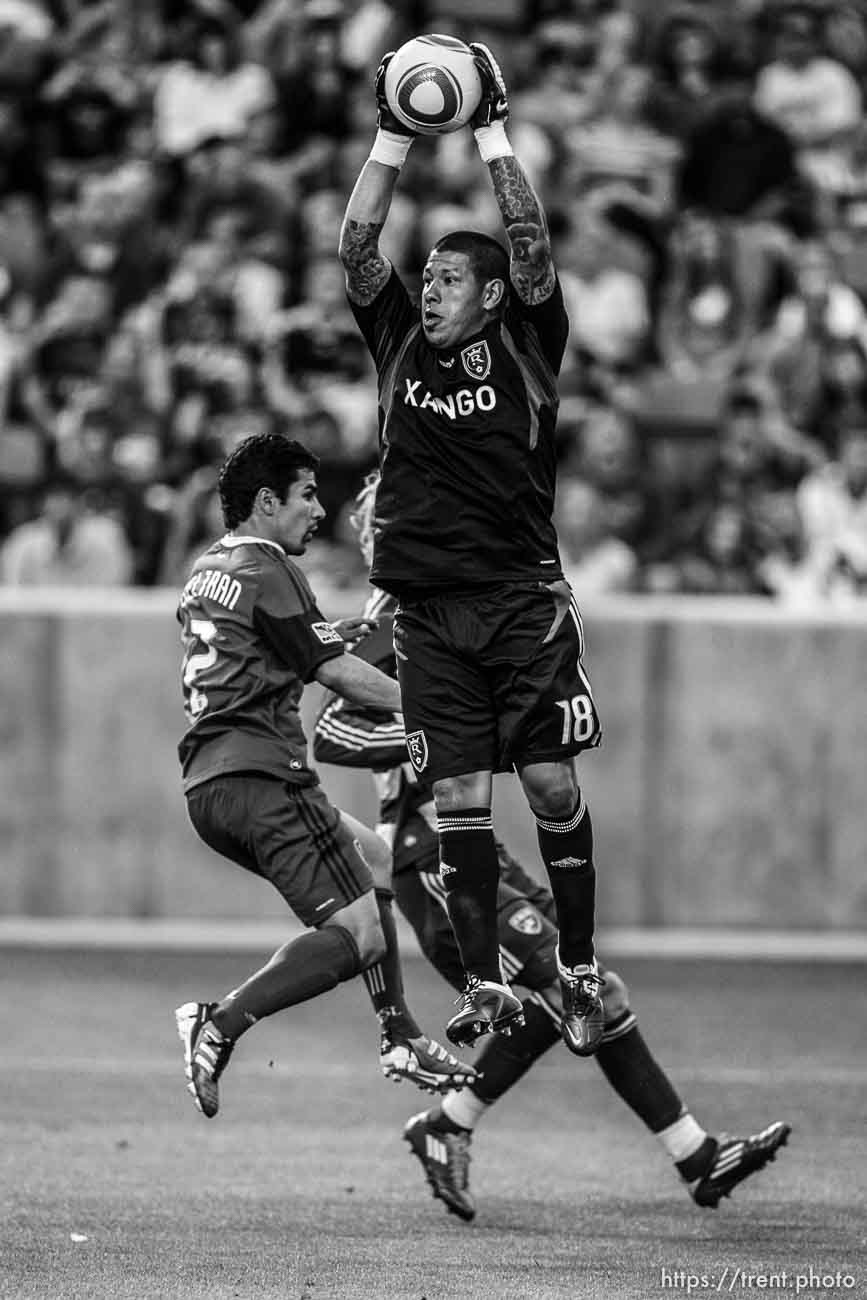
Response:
[393,581,602,782]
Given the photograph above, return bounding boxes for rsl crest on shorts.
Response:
[406,729,429,773]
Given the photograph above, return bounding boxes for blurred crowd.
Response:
[0,0,865,602]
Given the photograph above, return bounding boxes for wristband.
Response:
[473,121,514,165]
[368,128,413,170]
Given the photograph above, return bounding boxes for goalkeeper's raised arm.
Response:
[339,52,416,307]
[468,43,557,308]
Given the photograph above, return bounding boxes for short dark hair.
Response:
[218,433,319,529]
[431,230,510,296]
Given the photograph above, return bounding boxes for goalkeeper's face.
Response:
[421,250,496,350]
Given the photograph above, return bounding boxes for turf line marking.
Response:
[1,920,866,961]
[1,1059,864,1085]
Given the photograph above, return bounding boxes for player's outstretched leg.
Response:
[445,975,525,1047]
[357,883,478,1091]
[380,1015,478,1093]
[173,920,366,1117]
[570,967,793,1206]
[687,1122,791,1208]
[557,952,604,1057]
[174,1001,235,1119]
[403,1108,476,1221]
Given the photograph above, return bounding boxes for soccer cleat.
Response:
[380,1016,478,1093]
[403,1109,476,1221]
[445,976,525,1047]
[691,1122,792,1208]
[174,1001,235,1119]
[558,959,604,1057]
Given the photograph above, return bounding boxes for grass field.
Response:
[2,946,865,1300]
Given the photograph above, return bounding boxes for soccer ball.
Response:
[383,34,482,136]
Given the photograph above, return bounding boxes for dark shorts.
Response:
[393,839,559,993]
[394,580,602,783]
[186,774,374,927]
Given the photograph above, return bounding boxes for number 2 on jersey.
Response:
[183,617,218,719]
[556,695,595,744]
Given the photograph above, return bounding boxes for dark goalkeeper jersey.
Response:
[349,269,570,598]
[177,534,345,793]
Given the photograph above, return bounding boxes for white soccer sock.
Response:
[442,1088,490,1132]
[656,1112,708,1163]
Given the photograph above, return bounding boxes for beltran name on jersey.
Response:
[349,269,570,597]
[180,567,242,611]
[177,534,344,793]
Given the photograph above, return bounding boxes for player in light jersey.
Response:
[174,433,476,1118]
[311,473,791,1221]
[340,44,604,1056]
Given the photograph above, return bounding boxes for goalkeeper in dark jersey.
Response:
[340,42,606,1055]
[310,473,791,1222]
[173,433,476,1119]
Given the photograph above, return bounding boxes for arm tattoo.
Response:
[340,219,391,306]
[488,156,556,305]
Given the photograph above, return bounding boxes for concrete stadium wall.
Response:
[1,588,865,929]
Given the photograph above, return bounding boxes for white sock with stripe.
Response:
[441,1088,490,1132]
[657,1111,708,1164]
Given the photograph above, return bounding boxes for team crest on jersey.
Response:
[405,729,429,773]
[461,340,491,380]
[508,905,543,936]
